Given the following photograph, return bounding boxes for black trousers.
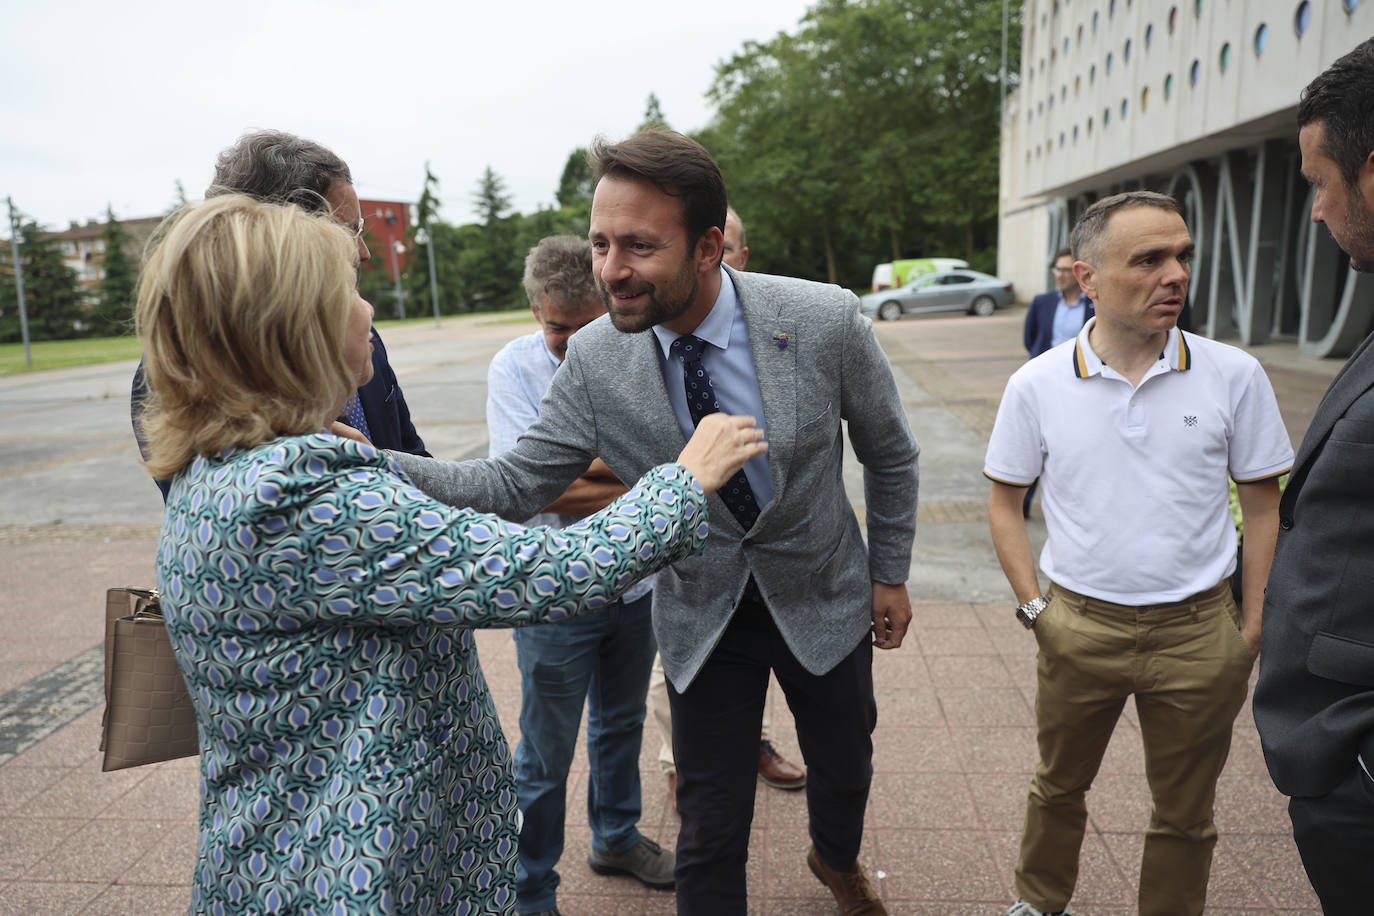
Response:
[1289,759,1374,914]
[667,593,877,915]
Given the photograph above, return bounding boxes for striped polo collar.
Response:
[1071,318,1191,379]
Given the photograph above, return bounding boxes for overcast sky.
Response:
[2,0,816,231]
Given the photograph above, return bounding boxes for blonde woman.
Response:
[135,194,764,915]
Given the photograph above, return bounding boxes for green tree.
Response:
[0,219,84,341]
[556,148,594,210]
[92,206,138,337]
[704,0,1020,286]
[638,93,671,132]
[464,167,523,310]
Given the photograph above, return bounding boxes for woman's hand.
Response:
[676,414,768,494]
[327,421,372,445]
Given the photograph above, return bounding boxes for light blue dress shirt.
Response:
[650,267,775,512]
[1051,292,1088,348]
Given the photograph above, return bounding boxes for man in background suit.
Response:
[391,129,918,915]
[1253,37,1374,914]
[131,130,426,497]
[1024,247,1094,359]
[1019,248,1094,516]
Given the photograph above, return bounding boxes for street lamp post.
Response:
[416,227,440,327]
[389,240,406,319]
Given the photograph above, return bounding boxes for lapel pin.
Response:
[773,333,789,351]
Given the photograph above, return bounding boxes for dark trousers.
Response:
[1289,760,1374,914]
[667,593,877,915]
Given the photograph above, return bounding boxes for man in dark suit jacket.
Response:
[392,130,918,915]
[1024,247,1094,358]
[131,131,426,497]
[1253,37,1374,915]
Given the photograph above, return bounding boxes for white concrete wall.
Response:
[1013,0,1374,199]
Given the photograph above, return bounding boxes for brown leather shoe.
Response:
[807,846,885,915]
[668,771,678,815]
[759,740,806,790]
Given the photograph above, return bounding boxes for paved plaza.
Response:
[0,308,1334,913]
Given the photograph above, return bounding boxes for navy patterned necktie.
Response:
[341,394,372,441]
[670,334,760,530]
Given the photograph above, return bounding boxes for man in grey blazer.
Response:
[392,130,918,915]
[1254,37,1374,914]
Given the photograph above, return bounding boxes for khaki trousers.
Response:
[1015,581,1254,915]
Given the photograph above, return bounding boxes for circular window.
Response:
[1295,1,1311,35]
[1169,6,1179,33]
[1125,38,1133,62]
[1255,23,1269,54]
[1219,42,1232,72]
[1190,58,1201,86]
[1141,86,1150,112]
[1164,73,1174,99]
[1107,52,1114,74]
[1146,23,1154,48]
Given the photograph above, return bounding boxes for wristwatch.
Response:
[1015,595,1050,629]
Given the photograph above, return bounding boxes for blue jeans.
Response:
[512,590,656,914]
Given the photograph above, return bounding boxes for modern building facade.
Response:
[999,0,1374,358]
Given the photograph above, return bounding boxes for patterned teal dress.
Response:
[157,434,706,915]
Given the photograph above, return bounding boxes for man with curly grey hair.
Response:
[487,234,673,916]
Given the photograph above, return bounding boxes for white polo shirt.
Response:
[984,319,1293,605]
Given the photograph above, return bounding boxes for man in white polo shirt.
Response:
[983,191,1292,916]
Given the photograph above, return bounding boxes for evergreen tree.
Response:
[466,167,523,310]
[92,206,138,337]
[4,219,84,341]
[638,93,671,131]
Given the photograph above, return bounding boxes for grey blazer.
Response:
[393,266,919,691]
[1255,330,1374,797]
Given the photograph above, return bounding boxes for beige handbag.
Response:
[99,587,199,771]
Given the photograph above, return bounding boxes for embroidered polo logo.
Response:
[1183,415,1198,427]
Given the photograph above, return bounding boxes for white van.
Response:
[871,257,969,292]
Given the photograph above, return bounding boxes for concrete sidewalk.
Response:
[0,309,1329,913]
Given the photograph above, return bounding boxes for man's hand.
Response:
[328,420,371,445]
[871,581,912,649]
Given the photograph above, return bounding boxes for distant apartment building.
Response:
[41,216,163,298]
[999,0,1374,358]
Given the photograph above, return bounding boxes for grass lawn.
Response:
[0,335,143,377]
[0,310,536,377]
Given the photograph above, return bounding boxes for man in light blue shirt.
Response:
[487,235,672,916]
[1024,247,1095,358]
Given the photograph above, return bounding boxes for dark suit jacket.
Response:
[1254,330,1374,797]
[1024,291,1094,357]
[132,327,427,500]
